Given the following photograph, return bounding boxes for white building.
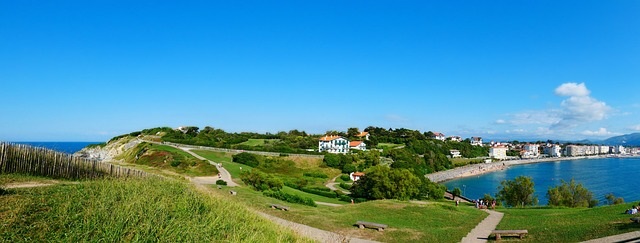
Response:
[450,149,462,158]
[544,144,562,157]
[349,141,367,151]
[432,132,446,141]
[471,137,483,146]
[355,132,370,140]
[523,144,540,158]
[318,135,350,154]
[447,136,462,142]
[350,172,365,181]
[489,146,508,160]
[615,145,626,154]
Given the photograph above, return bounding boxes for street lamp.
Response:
[462,185,466,197]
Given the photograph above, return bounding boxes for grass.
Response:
[0,175,310,242]
[220,185,487,242]
[495,203,640,242]
[281,186,349,205]
[451,158,484,167]
[377,143,404,150]
[120,143,218,177]
[239,139,267,146]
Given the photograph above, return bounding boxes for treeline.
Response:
[139,127,320,154]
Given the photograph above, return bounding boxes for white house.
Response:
[432,132,446,141]
[523,144,540,158]
[318,135,350,154]
[447,136,462,142]
[544,144,562,157]
[349,141,367,151]
[450,149,462,158]
[471,137,483,146]
[489,146,508,160]
[350,172,365,181]
[616,145,626,154]
[355,131,370,140]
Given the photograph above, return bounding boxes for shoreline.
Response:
[427,154,639,183]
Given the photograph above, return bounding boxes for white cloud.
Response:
[495,119,506,124]
[581,128,615,137]
[551,83,611,130]
[629,125,640,131]
[555,82,590,97]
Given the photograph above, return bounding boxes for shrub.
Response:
[339,174,351,182]
[263,190,317,207]
[547,179,595,208]
[232,152,260,167]
[339,182,351,190]
[170,161,181,167]
[240,170,283,191]
[215,180,227,186]
[299,187,337,198]
[302,172,328,179]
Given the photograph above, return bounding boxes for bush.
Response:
[263,190,317,207]
[232,153,260,167]
[302,172,328,179]
[170,161,181,167]
[299,187,337,198]
[547,179,596,208]
[339,174,351,182]
[339,182,351,190]
[240,170,283,191]
[215,180,227,186]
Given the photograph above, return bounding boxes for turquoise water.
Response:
[11,142,99,154]
[442,158,640,205]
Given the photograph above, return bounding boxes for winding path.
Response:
[461,209,504,243]
[177,147,239,187]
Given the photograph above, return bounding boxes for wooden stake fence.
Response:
[0,142,150,179]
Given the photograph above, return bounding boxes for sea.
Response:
[10,142,101,154]
[442,157,640,205]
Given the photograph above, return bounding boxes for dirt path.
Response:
[176,147,238,187]
[461,209,504,243]
[4,181,57,189]
[325,175,351,194]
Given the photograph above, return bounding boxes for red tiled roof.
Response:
[433,132,444,136]
[349,141,363,147]
[319,135,343,141]
[355,132,369,137]
[352,172,365,176]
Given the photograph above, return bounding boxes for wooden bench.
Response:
[491,230,528,240]
[631,217,640,223]
[355,221,388,232]
[229,190,237,196]
[270,204,289,211]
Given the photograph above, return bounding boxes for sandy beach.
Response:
[426,154,637,183]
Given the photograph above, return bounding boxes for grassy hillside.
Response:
[496,204,640,242]
[118,142,218,177]
[0,175,310,242]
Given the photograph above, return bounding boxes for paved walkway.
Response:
[175,146,239,187]
[461,209,504,243]
[582,231,640,243]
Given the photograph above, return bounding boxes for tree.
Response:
[347,127,360,138]
[452,187,462,199]
[350,165,422,200]
[232,152,260,167]
[605,193,625,205]
[547,179,597,208]
[496,176,538,207]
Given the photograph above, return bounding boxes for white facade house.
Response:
[318,135,350,154]
[615,145,626,154]
[489,146,508,160]
[450,149,462,158]
[350,172,365,181]
[544,145,563,157]
[523,144,540,158]
[355,132,370,140]
[349,141,367,151]
[471,137,483,146]
[447,136,463,142]
[432,132,446,141]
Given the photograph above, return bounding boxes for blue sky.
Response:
[1,1,639,142]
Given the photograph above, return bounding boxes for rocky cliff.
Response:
[74,137,141,162]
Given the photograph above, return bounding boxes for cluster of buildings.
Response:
[487,142,636,160]
[318,132,369,154]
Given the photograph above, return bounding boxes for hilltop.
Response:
[602,133,640,146]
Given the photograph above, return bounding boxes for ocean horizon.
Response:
[9,142,102,154]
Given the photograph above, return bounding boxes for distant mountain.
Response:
[602,133,640,146]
